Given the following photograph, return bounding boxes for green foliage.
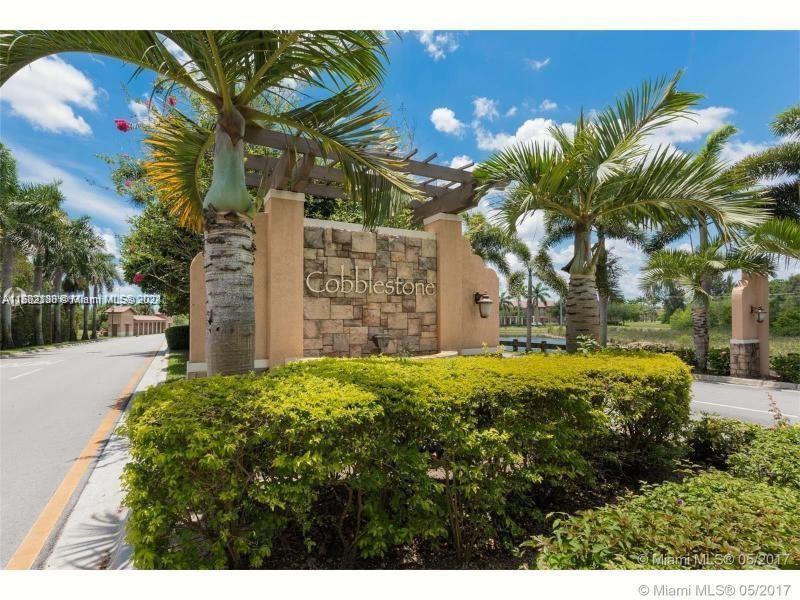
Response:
[706,347,730,376]
[120,200,202,315]
[772,306,800,336]
[533,471,800,569]
[122,353,690,568]
[685,415,760,469]
[164,325,189,351]
[770,354,800,383]
[729,425,800,489]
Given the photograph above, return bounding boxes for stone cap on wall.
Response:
[303,218,436,240]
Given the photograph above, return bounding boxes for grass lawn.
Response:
[500,321,799,355]
[166,350,188,382]
[0,337,107,356]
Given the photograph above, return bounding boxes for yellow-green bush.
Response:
[122,353,691,568]
[532,471,800,569]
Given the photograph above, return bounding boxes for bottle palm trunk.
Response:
[1,238,15,349]
[565,224,600,352]
[203,209,255,375]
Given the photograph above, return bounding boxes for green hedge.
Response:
[122,353,691,568]
[770,354,800,383]
[164,325,189,350]
[729,425,800,490]
[533,471,800,569]
[685,415,761,469]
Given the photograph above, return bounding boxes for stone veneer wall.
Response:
[302,224,438,357]
[730,341,760,378]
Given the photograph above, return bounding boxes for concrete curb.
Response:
[42,343,168,570]
[693,373,799,391]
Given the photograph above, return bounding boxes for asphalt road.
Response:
[691,381,800,426]
[0,334,164,567]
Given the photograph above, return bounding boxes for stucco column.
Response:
[264,189,305,366]
[424,213,464,352]
[730,272,770,378]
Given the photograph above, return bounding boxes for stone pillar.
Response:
[264,189,305,367]
[730,272,770,378]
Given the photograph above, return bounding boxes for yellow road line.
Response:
[4,347,160,570]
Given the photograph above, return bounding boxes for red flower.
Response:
[124,179,133,188]
[168,95,177,107]
[114,119,132,132]
[132,273,144,284]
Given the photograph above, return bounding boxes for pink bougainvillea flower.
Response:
[132,273,145,284]
[114,119,132,132]
[168,95,177,106]
[124,179,133,188]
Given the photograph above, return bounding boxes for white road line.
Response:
[692,400,799,419]
[8,368,43,381]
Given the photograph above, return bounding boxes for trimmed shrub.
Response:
[533,471,800,569]
[685,415,760,469]
[164,324,189,350]
[770,354,800,383]
[122,353,691,568]
[706,347,730,376]
[729,425,800,489]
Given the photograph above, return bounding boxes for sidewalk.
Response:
[42,343,168,570]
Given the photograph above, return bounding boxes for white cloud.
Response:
[417,31,458,60]
[10,144,139,230]
[449,155,475,171]
[505,106,518,118]
[473,97,499,121]
[430,107,465,135]
[93,226,120,259]
[475,117,575,152]
[647,106,735,148]
[0,56,98,135]
[525,57,551,71]
[719,140,770,165]
[128,100,154,125]
[539,99,558,112]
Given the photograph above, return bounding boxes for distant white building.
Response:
[104,306,173,337]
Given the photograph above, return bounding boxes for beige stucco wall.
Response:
[188,189,500,374]
[423,213,499,352]
[731,272,770,376]
[106,310,135,336]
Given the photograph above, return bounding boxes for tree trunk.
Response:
[597,230,608,347]
[598,294,608,347]
[565,223,600,352]
[203,209,255,375]
[82,286,89,340]
[692,297,710,372]
[52,269,64,343]
[1,239,16,349]
[525,267,533,352]
[67,302,75,341]
[33,250,45,346]
[565,274,601,352]
[91,284,98,339]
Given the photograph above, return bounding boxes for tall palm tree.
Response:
[87,253,119,339]
[474,73,766,351]
[463,212,519,276]
[641,239,774,371]
[0,143,61,348]
[498,291,514,315]
[2,31,418,374]
[529,281,551,326]
[506,270,526,319]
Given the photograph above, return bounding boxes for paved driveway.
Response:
[0,335,165,567]
[691,381,800,426]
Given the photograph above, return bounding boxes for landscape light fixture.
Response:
[750,305,767,324]
[474,292,493,319]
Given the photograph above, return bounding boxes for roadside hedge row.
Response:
[121,353,691,569]
[164,325,189,350]
[533,423,800,569]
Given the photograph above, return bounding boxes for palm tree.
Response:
[506,270,526,320]
[475,73,765,351]
[463,212,518,276]
[498,291,514,316]
[529,281,551,326]
[87,253,119,339]
[2,31,418,374]
[642,238,773,371]
[0,143,61,348]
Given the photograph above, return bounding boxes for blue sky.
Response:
[1,31,798,296]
